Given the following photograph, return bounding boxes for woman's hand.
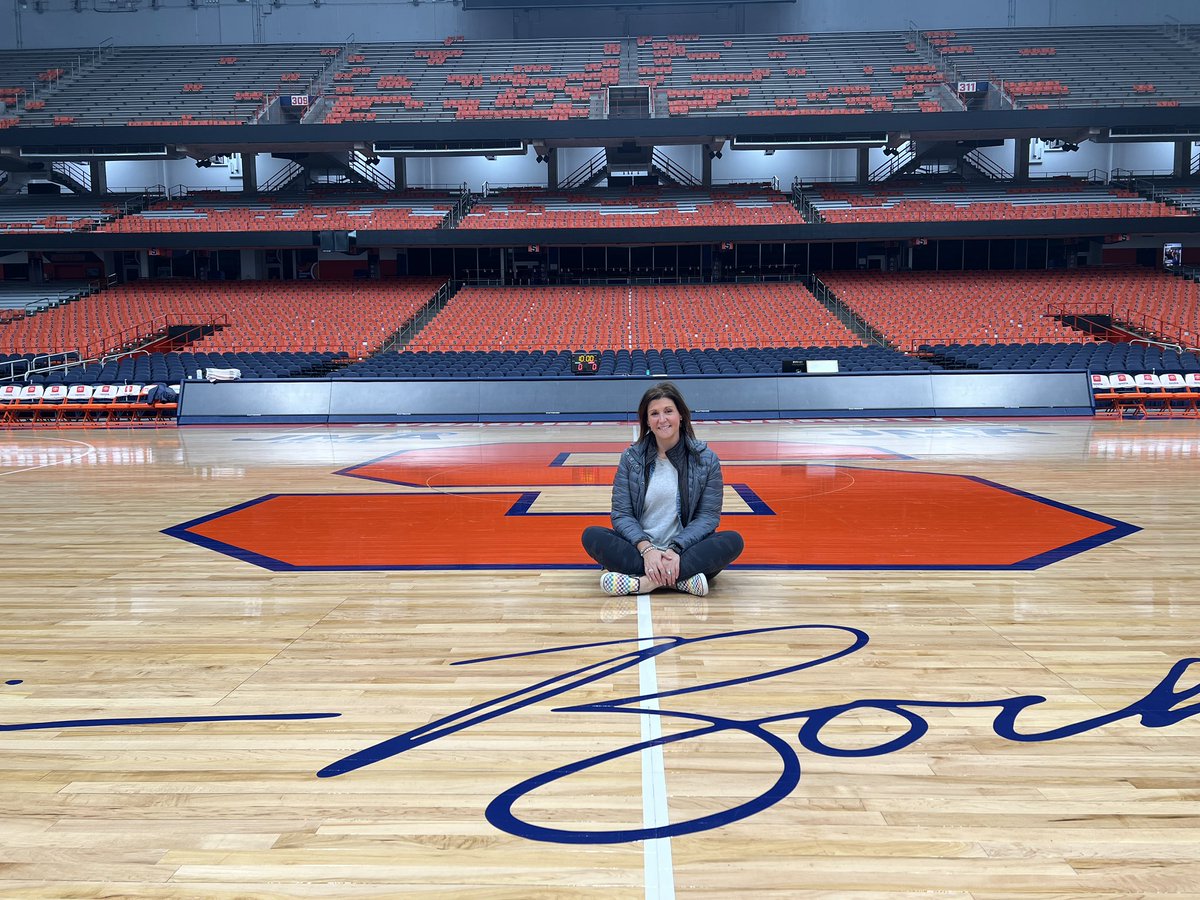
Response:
[643,547,679,587]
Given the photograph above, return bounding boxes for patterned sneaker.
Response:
[600,571,641,596]
[674,573,708,597]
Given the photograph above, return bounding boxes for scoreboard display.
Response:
[571,351,600,375]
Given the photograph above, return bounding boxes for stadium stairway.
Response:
[377,281,462,352]
[807,275,895,348]
[1047,309,1184,348]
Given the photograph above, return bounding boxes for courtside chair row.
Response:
[1091,372,1200,418]
[0,382,178,425]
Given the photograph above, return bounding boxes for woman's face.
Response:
[646,396,681,449]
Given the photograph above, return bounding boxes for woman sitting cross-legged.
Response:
[582,381,744,597]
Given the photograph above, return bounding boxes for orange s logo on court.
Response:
[165,440,1137,571]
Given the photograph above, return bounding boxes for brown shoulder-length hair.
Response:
[636,381,696,444]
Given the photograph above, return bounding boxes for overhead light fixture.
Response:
[763,149,775,156]
[484,155,496,161]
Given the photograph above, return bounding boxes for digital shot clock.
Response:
[571,351,600,375]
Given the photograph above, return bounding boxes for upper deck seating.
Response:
[820,267,1200,349]
[0,277,444,356]
[943,26,1200,109]
[10,43,335,127]
[0,48,93,125]
[461,186,804,229]
[637,31,949,116]
[4,27,1198,126]
[315,37,609,123]
[807,179,1189,223]
[406,282,862,352]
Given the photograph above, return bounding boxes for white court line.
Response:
[0,436,97,476]
[637,593,676,900]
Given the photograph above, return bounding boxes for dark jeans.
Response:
[582,526,744,582]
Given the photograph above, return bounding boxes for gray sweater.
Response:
[609,433,724,552]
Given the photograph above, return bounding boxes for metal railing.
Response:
[804,274,890,347]
[169,182,244,198]
[18,37,114,110]
[347,151,395,191]
[298,32,357,126]
[50,160,91,193]
[986,73,1017,111]
[1111,168,1180,183]
[1,351,80,383]
[1163,16,1197,46]
[109,183,167,196]
[559,150,608,190]
[964,149,1012,181]
[791,180,821,223]
[378,281,457,353]
[651,150,700,188]
[17,312,231,384]
[0,357,31,382]
[0,277,105,327]
[1046,302,1197,352]
[869,142,915,182]
[439,184,473,230]
[259,160,307,193]
[85,311,225,360]
[906,22,943,69]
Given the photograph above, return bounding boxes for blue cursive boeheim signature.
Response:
[317,624,1200,844]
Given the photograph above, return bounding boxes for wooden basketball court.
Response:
[2,417,1198,897]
